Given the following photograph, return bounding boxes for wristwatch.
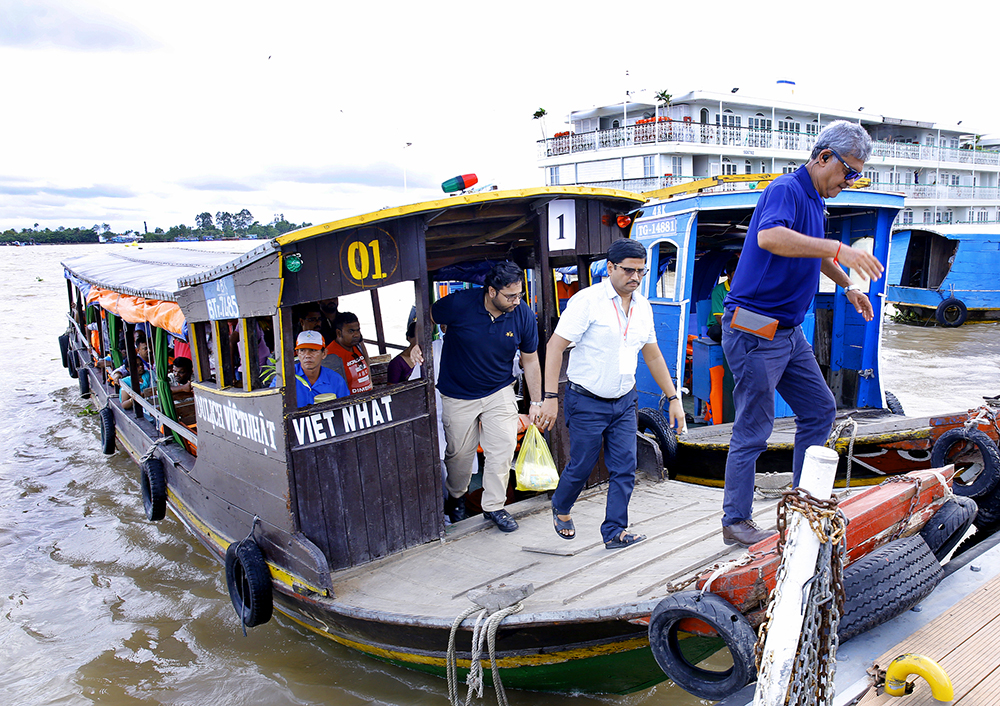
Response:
[844,284,862,293]
[529,401,543,407]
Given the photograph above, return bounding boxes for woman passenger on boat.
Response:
[120,358,152,411]
[386,321,422,384]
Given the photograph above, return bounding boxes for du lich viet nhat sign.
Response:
[204,275,239,320]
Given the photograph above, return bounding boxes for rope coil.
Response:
[446,602,523,706]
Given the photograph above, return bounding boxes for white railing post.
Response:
[753,445,839,706]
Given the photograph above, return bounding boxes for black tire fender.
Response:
[67,348,78,379]
[78,366,91,398]
[839,534,943,643]
[884,390,904,416]
[140,457,167,521]
[647,590,757,700]
[930,427,1000,499]
[58,333,70,368]
[99,406,116,455]
[638,407,678,477]
[919,495,977,561]
[935,297,968,327]
[225,539,273,628]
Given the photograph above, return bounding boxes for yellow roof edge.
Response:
[275,185,647,247]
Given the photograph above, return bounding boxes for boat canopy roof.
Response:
[62,243,266,301]
[62,243,266,338]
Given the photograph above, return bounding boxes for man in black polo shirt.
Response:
[432,262,543,532]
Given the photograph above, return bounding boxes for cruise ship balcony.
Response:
[539,124,1000,168]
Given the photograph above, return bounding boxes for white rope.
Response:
[445,602,523,706]
[700,553,752,597]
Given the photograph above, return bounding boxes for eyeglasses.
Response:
[614,264,649,277]
[828,149,862,182]
[500,290,524,302]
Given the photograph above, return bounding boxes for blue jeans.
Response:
[551,386,638,543]
[720,309,835,527]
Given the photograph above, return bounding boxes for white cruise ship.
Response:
[537,85,1000,226]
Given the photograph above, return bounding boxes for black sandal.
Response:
[605,531,645,550]
[552,508,575,540]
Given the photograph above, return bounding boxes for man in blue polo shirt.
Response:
[720,120,885,547]
[432,261,542,532]
[273,330,349,407]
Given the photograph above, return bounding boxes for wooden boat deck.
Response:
[681,409,929,450]
[857,572,1000,705]
[327,478,779,621]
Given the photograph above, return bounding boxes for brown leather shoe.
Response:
[722,520,773,547]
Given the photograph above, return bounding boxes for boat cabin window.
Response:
[191,321,215,383]
[652,241,680,300]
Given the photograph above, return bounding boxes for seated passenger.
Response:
[169,356,196,425]
[272,330,348,406]
[387,321,423,384]
[170,357,194,399]
[112,332,150,382]
[120,358,152,411]
[296,304,326,345]
[324,312,373,395]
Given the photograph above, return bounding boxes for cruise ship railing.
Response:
[539,127,1000,167]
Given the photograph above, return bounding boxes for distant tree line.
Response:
[0,210,312,244]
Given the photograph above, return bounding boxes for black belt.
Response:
[567,381,629,403]
[777,324,796,330]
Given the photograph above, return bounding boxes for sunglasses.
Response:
[828,149,862,182]
[615,264,649,277]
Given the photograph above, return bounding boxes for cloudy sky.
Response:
[2,0,995,234]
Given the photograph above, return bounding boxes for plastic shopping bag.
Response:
[514,424,559,492]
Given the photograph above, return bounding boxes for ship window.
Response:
[643,156,655,178]
[236,316,275,391]
[191,321,216,384]
[214,319,239,388]
[901,209,914,225]
[653,241,680,300]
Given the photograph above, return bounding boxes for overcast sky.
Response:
[2,0,995,233]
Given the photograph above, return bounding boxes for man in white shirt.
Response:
[537,239,685,549]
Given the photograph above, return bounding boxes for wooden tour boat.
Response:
[59,183,996,700]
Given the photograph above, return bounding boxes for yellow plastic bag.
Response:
[515,424,559,491]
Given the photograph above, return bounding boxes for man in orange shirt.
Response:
[324,312,373,395]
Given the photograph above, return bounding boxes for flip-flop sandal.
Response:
[605,531,645,550]
[552,508,575,540]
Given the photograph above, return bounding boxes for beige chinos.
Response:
[441,386,519,512]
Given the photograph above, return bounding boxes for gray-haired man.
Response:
[720,120,885,546]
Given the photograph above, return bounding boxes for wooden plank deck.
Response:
[681,410,927,449]
[329,477,780,618]
[857,572,1000,705]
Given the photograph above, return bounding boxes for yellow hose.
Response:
[884,653,954,701]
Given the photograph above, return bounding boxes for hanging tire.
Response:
[67,348,78,379]
[885,390,904,416]
[935,297,967,327]
[919,496,977,562]
[647,590,757,700]
[140,457,167,521]
[930,427,1000,499]
[839,534,943,643]
[78,366,91,398]
[99,407,116,455]
[225,539,273,627]
[638,407,678,477]
[59,333,70,368]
